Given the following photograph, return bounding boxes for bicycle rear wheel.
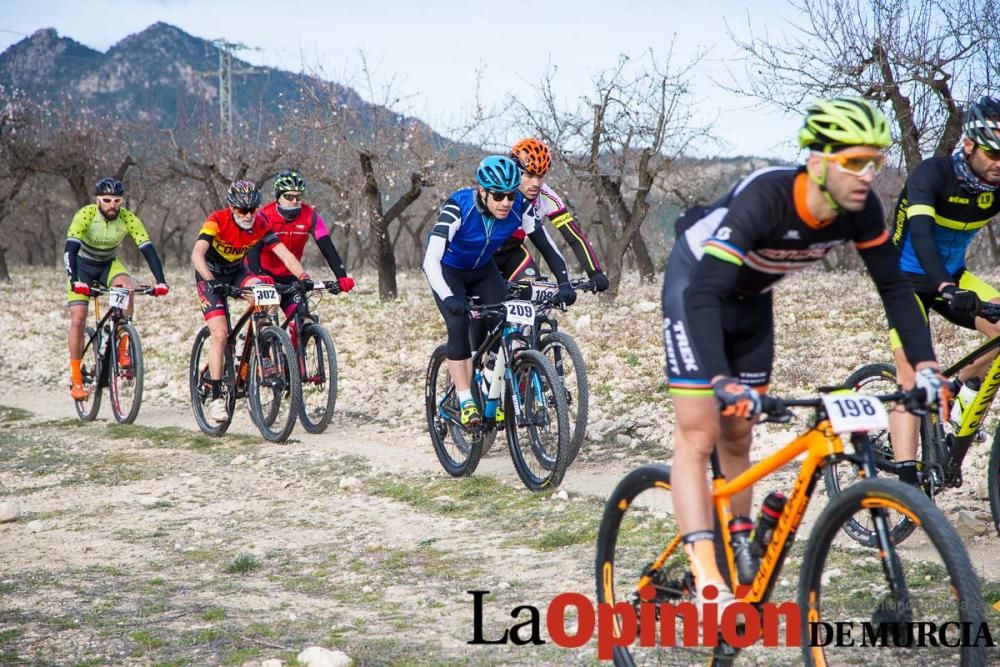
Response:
[540,331,589,465]
[425,345,484,477]
[505,349,570,490]
[824,363,918,545]
[595,463,734,666]
[189,326,234,437]
[109,323,143,424]
[800,478,987,666]
[247,326,300,442]
[988,430,1000,537]
[74,326,102,421]
[297,322,337,434]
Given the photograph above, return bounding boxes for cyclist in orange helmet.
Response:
[493,137,609,292]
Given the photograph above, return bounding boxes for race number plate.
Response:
[109,287,130,310]
[252,284,280,307]
[503,300,536,326]
[821,391,889,433]
[530,281,558,303]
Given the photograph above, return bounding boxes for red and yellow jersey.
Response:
[198,208,279,272]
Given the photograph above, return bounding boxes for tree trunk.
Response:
[359,151,398,301]
[629,231,656,282]
[0,244,9,281]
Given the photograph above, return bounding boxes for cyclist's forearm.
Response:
[422,236,452,299]
[685,256,743,379]
[908,215,952,288]
[64,239,81,283]
[139,242,166,284]
[191,240,213,280]
[553,214,602,274]
[273,243,307,278]
[860,241,936,366]
[527,227,570,284]
[315,236,347,278]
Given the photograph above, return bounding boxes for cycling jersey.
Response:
[63,204,165,286]
[198,208,279,275]
[495,183,602,275]
[664,166,935,393]
[253,202,347,279]
[892,155,1000,286]
[423,188,569,300]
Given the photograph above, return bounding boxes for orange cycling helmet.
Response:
[510,137,552,176]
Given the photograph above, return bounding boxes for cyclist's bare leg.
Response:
[68,303,88,361]
[447,358,473,392]
[889,345,920,463]
[671,393,727,585]
[963,301,1000,380]
[717,415,754,517]
[109,273,137,317]
[206,316,228,381]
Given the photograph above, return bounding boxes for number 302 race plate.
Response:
[821,391,889,433]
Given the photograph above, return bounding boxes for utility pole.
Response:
[199,40,260,138]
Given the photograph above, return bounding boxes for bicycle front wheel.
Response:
[988,430,1000,537]
[247,326,301,442]
[110,323,144,424]
[595,463,725,666]
[505,349,570,491]
[540,331,589,465]
[824,363,918,546]
[297,322,337,434]
[188,326,234,437]
[800,478,987,667]
[425,345,484,477]
[74,326,102,421]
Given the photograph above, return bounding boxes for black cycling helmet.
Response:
[95,177,125,196]
[226,180,262,210]
[273,170,306,197]
[964,97,1000,152]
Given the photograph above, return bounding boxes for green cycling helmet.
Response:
[273,170,306,197]
[798,97,891,151]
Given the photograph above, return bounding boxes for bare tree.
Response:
[517,47,714,297]
[726,0,995,170]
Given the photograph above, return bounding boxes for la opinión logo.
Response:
[467,588,997,659]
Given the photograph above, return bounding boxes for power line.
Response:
[195,39,262,137]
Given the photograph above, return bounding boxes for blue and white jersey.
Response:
[433,188,538,270]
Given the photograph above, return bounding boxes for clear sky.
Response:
[0,0,805,160]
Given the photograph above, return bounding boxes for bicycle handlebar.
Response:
[758,386,926,424]
[272,279,343,295]
[88,284,156,296]
[979,302,1000,323]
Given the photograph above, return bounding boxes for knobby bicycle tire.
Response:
[188,326,235,437]
[109,322,144,424]
[987,430,1000,537]
[247,326,300,442]
[595,463,734,666]
[297,322,337,434]
[824,363,918,545]
[540,331,589,465]
[425,344,484,477]
[800,478,987,667]
[75,325,103,421]
[505,349,571,491]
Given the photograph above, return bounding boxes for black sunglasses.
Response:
[233,207,258,216]
[280,193,303,202]
[487,190,517,202]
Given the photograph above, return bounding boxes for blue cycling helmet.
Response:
[476,155,521,192]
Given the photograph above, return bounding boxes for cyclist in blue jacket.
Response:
[423,155,575,426]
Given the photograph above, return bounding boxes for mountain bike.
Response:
[596,388,987,666]
[272,280,342,434]
[507,277,594,464]
[74,284,155,424]
[425,297,571,490]
[827,302,1000,545]
[188,283,301,442]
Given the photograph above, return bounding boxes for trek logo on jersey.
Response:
[663,318,698,373]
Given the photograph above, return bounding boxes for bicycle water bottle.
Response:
[234,332,246,359]
[727,515,757,585]
[99,325,111,358]
[750,491,787,559]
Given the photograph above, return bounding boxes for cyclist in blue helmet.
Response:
[423,155,576,426]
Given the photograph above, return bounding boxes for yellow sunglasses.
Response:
[818,149,887,176]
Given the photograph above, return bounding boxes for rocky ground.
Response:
[0,266,998,666]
